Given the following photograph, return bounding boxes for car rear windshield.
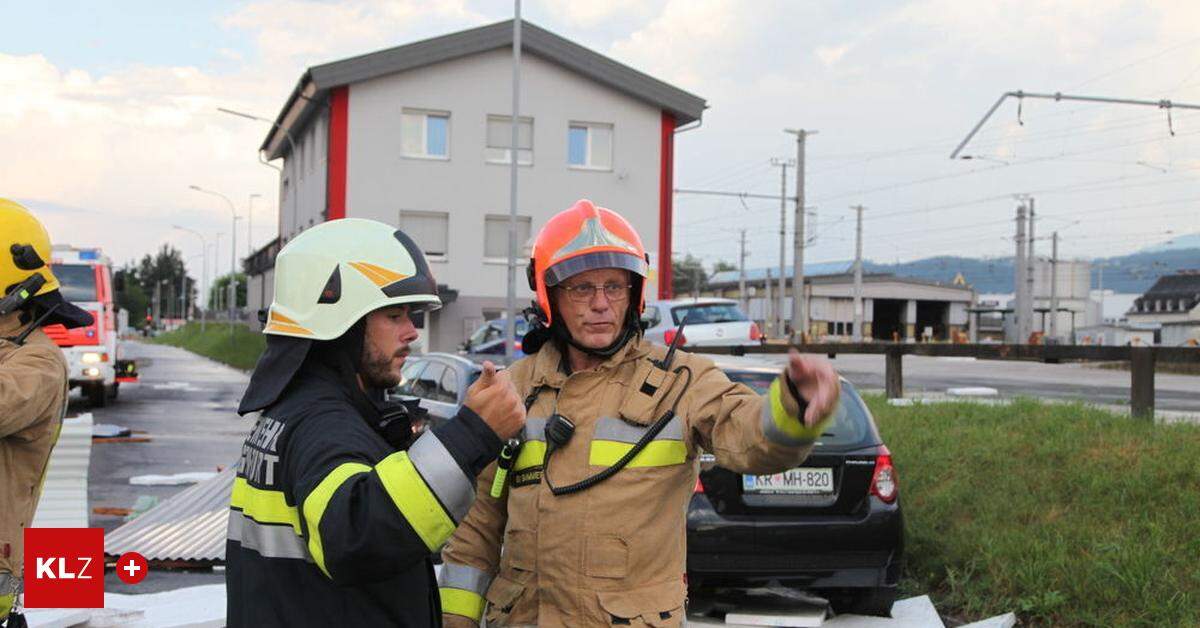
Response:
[51,264,97,302]
[671,303,747,325]
[723,370,874,448]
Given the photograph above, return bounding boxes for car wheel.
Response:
[107,383,120,400]
[829,587,896,617]
[86,383,107,408]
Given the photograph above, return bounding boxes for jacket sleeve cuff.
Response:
[760,372,828,447]
[433,405,503,477]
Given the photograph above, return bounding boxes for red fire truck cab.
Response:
[42,245,137,407]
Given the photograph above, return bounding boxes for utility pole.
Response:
[786,128,816,343]
[504,0,522,358]
[1025,197,1037,339]
[851,205,865,341]
[1050,231,1060,341]
[152,281,160,330]
[1014,203,1027,343]
[765,268,773,337]
[770,158,793,337]
[738,229,748,312]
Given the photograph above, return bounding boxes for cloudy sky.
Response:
[4,0,1200,284]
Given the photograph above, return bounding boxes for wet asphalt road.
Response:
[75,340,251,593]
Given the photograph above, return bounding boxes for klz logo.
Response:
[23,528,104,608]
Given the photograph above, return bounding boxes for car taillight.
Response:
[870,446,898,503]
[693,477,705,494]
[664,329,687,346]
[749,322,762,341]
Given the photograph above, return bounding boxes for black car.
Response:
[394,353,904,617]
[689,357,904,616]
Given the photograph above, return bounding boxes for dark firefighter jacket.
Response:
[226,339,501,627]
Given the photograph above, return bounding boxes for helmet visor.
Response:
[544,251,647,287]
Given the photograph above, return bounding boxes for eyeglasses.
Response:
[558,282,633,304]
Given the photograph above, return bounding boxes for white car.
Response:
[642,298,763,347]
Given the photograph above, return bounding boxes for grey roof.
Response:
[263,19,707,158]
[105,465,235,565]
[708,262,855,286]
[708,264,972,293]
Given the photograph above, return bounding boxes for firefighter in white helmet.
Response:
[225,218,526,627]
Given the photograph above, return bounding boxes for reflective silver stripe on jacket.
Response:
[438,561,493,596]
[760,392,814,447]
[407,430,475,523]
[0,572,18,596]
[593,416,684,444]
[523,417,548,442]
[227,510,311,562]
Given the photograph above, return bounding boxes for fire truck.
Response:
[43,245,137,407]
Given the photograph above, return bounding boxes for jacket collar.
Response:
[528,336,651,389]
[0,311,27,339]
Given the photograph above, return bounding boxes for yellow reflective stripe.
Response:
[769,379,828,441]
[513,439,546,471]
[230,477,302,533]
[440,588,487,621]
[0,593,14,620]
[376,451,456,552]
[589,439,687,468]
[302,462,371,578]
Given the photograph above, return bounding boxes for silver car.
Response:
[642,298,763,347]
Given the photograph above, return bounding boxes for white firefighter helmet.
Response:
[264,218,441,340]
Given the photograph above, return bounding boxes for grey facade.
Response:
[246,20,706,350]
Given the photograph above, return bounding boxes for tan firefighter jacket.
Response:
[0,311,68,620]
[439,338,829,627]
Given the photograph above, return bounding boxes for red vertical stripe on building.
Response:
[326,86,349,221]
[659,111,675,299]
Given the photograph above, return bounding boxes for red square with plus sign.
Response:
[23,528,105,608]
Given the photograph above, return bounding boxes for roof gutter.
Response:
[261,71,317,160]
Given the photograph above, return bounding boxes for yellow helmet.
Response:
[1,198,60,296]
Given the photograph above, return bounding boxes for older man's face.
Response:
[553,268,631,349]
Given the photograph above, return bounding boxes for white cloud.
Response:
[816,44,851,68]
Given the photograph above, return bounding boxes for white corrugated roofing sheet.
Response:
[32,412,93,529]
[104,465,235,564]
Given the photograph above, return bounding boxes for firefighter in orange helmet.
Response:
[438,199,842,627]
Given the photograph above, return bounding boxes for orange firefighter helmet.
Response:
[526,199,649,326]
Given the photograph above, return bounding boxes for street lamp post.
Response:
[173,225,208,332]
[190,185,240,339]
[248,193,262,258]
[217,107,298,238]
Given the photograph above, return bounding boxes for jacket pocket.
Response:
[595,579,685,627]
[503,528,536,571]
[483,575,526,626]
[585,534,628,579]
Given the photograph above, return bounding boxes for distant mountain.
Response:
[1140,233,1200,253]
[858,248,1200,294]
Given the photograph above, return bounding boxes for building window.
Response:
[486,115,533,165]
[483,214,532,260]
[402,109,450,159]
[567,122,613,170]
[399,210,449,258]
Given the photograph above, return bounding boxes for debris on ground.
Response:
[23,584,225,627]
[93,436,153,443]
[92,506,134,517]
[123,495,159,522]
[129,472,218,486]
[93,423,132,438]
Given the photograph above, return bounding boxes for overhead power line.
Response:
[950,90,1200,159]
